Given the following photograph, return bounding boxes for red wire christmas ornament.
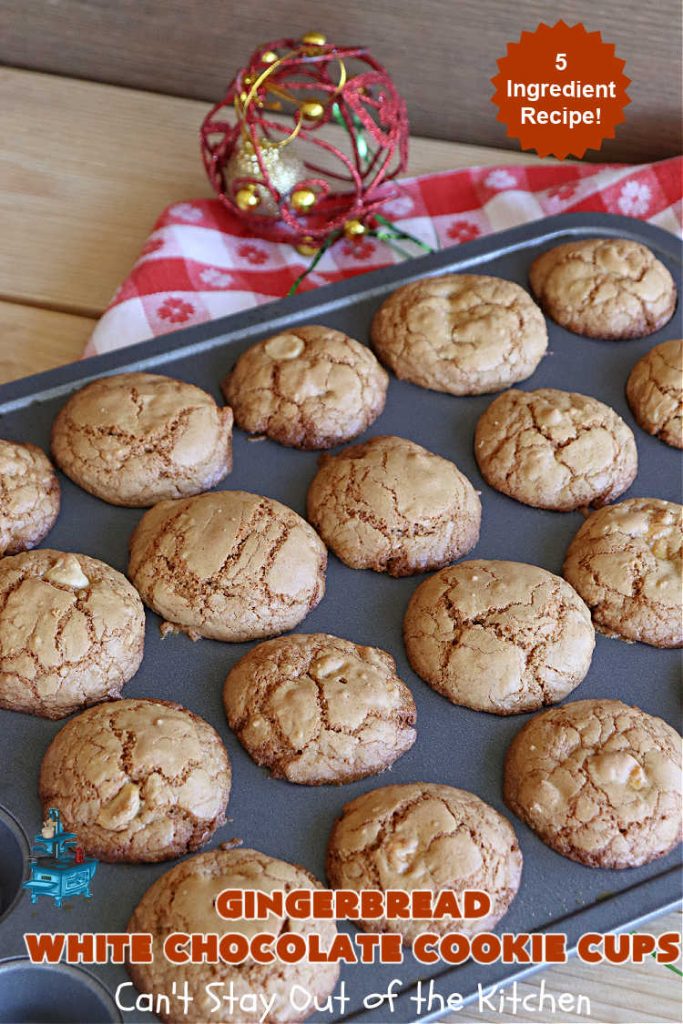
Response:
[200,32,409,251]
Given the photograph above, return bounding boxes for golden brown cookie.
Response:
[222,326,388,449]
[306,435,481,577]
[504,699,682,868]
[224,634,416,784]
[529,238,676,339]
[127,847,340,1024]
[326,782,522,944]
[563,498,682,648]
[40,698,231,863]
[128,491,327,642]
[404,560,595,715]
[626,339,683,448]
[51,372,233,506]
[0,439,60,555]
[370,274,548,395]
[0,550,145,719]
[474,388,638,511]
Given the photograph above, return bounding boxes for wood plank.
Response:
[0,300,94,384]
[2,0,681,163]
[450,910,682,1024]
[0,68,552,318]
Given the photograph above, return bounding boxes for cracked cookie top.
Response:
[563,497,683,648]
[128,847,339,1024]
[529,238,676,339]
[222,325,388,449]
[474,387,638,511]
[0,549,145,719]
[306,435,481,577]
[0,439,60,556]
[326,782,522,943]
[626,339,683,449]
[224,634,416,784]
[404,560,595,715]
[504,699,682,868]
[40,698,231,863]
[51,372,233,507]
[370,274,548,395]
[128,490,327,642]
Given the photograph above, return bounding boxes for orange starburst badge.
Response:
[491,21,630,159]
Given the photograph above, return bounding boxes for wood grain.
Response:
[2,0,681,162]
[452,911,682,1024]
[0,300,94,384]
[0,68,552,318]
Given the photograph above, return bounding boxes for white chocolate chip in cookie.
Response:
[45,554,90,590]
[97,782,141,831]
[264,334,305,360]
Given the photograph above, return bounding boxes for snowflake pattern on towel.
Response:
[618,180,652,217]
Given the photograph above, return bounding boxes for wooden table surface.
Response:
[1,65,681,1024]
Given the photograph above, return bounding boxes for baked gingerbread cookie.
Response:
[474,388,638,511]
[504,699,682,868]
[306,435,481,576]
[529,238,676,339]
[51,372,233,506]
[224,634,416,784]
[563,497,682,648]
[222,326,388,449]
[40,698,231,862]
[370,274,548,395]
[128,490,327,642]
[0,550,144,719]
[326,782,522,944]
[0,439,60,556]
[626,339,682,448]
[404,560,595,714]
[127,847,340,1024]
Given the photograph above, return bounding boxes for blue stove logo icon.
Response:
[23,808,98,909]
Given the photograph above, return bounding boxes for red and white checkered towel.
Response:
[85,156,682,357]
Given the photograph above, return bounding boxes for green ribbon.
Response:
[286,213,436,296]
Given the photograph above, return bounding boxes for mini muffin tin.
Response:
[0,213,680,1024]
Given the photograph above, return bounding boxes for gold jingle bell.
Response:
[296,237,320,256]
[343,218,367,239]
[301,31,327,53]
[260,50,278,64]
[291,188,317,213]
[300,100,325,121]
[235,184,261,211]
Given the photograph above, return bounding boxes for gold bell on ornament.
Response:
[296,237,320,256]
[343,218,367,239]
[291,188,317,213]
[226,139,306,216]
[301,31,327,53]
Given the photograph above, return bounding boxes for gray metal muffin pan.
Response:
[0,213,680,1024]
